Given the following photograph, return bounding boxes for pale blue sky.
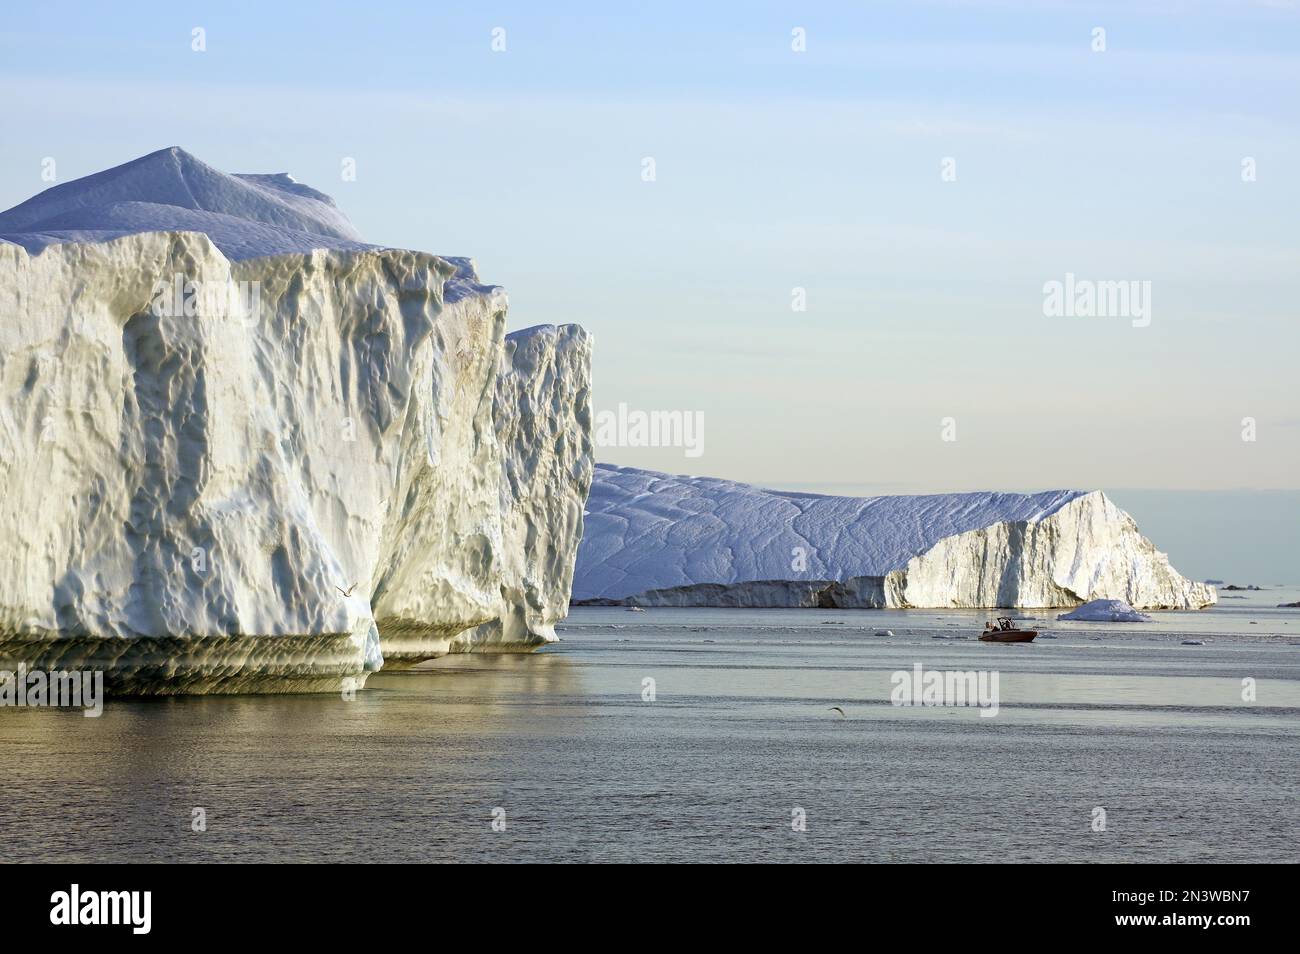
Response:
[1,1,1296,577]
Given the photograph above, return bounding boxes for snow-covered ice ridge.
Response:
[0,148,593,693]
[575,465,1215,610]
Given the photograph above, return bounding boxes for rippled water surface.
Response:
[2,591,1298,862]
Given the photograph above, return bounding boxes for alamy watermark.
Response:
[50,884,150,934]
[1042,272,1151,328]
[0,665,103,717]
[150,273,261,328]
[594,403,704,458]
[891,663,999,717]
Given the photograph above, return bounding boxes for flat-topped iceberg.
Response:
[574,464,1214,610]
[0,148,593,693]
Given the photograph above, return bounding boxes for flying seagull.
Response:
[335,583,358,598]
[828,706,846,718]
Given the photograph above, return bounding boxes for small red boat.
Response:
[979,617,1037,643]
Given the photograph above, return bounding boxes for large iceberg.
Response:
[574,465,1214,610]
[0,148,593,693]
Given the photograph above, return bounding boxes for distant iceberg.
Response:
[574,465,1214,611]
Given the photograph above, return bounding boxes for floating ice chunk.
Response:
[1057,600,1152,623]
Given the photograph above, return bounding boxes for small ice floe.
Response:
[1038,633,1058,639]
[1181,640,1206,646]
[1058,599,1152,623]
[627,606,645,613]
[875,629,895,637]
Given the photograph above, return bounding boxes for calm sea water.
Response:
[2,588,1298,863]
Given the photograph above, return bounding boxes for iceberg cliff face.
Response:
[885,490,1214,610]
[451,324,593,655]
[0,148,593,692]
[574,465,1214,610]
